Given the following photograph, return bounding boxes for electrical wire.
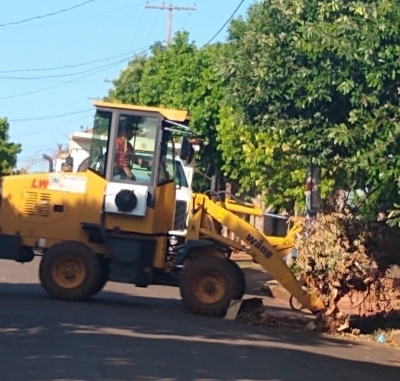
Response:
[0,0,160,31]
[20,146,59,152]
[147,12,160,42]
[9,109,92,123]
[127,7,146,51]
[0,46,150,101]
[0,49,143,73]
[182,12,191,30]
[0,59,126,100]
[10,78,102,84]
[204,0,245,46]
[0,0,98,28]
[0,56,145,80]
[11,114,93,138]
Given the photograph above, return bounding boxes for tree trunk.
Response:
[251,194,265,233]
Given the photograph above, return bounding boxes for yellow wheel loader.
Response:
[0,101,325,316]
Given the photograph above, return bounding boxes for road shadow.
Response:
[0,282,399,381]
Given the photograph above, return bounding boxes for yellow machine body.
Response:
[0,170,174,267]
[0,102,189,283]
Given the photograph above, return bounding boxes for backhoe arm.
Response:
[187,194,325,313]
[222,198,303,259]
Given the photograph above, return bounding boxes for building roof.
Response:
[93,101,190,122]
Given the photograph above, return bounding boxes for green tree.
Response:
[0,118,22,176]
[218,0,400,213]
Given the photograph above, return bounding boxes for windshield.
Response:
[113,113,159,184]
[170,159,188,188]
[87,110,111,177]
[87,110,186,187]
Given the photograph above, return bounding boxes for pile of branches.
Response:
[294,213,400,333]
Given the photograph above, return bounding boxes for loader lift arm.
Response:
[185,193,325,314]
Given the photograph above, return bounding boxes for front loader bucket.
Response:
[191,194,326,314]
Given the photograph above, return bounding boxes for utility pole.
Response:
[145,2,196,45]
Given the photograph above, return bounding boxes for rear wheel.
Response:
[39,241,102,301]
[179,256,244,317]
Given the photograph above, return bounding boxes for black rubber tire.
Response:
[179,256,243,317]
[39,241,102,301]
[77,157,89,172]
[90,257,110,297]
[227,260,246,300]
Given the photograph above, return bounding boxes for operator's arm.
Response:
[116,139,135,180]
[130,151,151,168]
[118,158,134,179]
[122,165,133,179]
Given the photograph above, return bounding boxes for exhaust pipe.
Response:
[42,154,53,173]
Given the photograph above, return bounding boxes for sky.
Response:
[0,0,255,172]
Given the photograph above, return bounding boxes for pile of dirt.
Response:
[294,213,400,334]
[235,298,313,331]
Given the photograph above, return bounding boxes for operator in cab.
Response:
[114,123,151,181]
[114,125,137,181]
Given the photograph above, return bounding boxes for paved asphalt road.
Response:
[0,258,399,381]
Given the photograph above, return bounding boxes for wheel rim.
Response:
[51,256,86,289]
[192,272,227,304]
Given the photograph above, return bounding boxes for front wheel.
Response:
[39,241,102,301]
[179,256,244,317]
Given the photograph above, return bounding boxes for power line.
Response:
[148,11,161,41]
[20,146,60,152]
[9,78,101,84]
[9,109,92,123]
[204,0,245,46]
[182,11,191,30]
[0,49,141,74]
[0,46,151,101]
[0,60,124,101]
[0,0,97,28]
[0,0,159,31]
[11,114,93,138]
[0,56,144,80]
[127,7,146,51]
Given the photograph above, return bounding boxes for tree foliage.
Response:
[0,118,21,176]
[218,0,400,211]
[104,1,400,213]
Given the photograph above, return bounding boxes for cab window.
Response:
[113,114,158,184]
[88,110,112,177]
[166,159,188,188]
